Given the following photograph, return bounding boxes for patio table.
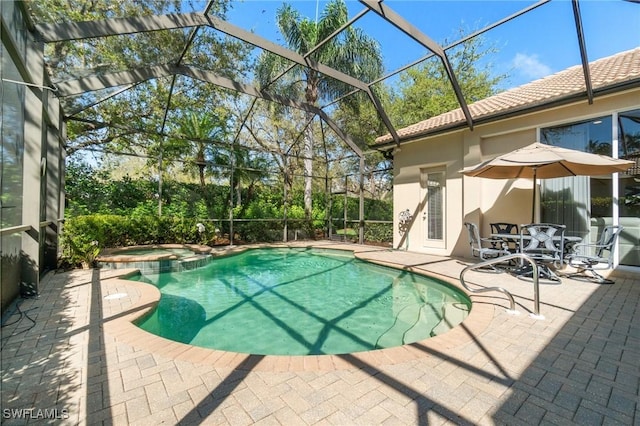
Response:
[490,233,582,258]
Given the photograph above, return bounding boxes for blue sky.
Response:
[223,0,640,90]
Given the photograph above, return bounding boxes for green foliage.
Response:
[257,0,385,219]
[259,0,383,103]
[328,195,392,222]
[61,215,120,267]
[64,159,110,215]
[233,221,283,243]
[364,223,393,243]
[287,205,306,220]
[389,31,506,128]
[28,0,251,158]
[242,197,280,219]
[61,214,215,267]
[168,111,233,187]
[335,228,357,237]
[63,157,393,253]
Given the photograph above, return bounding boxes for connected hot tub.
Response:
[97,244,212,274]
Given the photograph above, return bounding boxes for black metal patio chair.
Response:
[490,222,520,252]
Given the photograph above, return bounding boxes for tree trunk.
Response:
[198,165,206,187]
[196,145,206,187]
[303,119,313,220]
[369,171,376,198]
[304,76,318,222]
[236,181,242,207]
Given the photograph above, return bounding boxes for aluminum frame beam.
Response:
[55,64,316,112]
[316,109,363,157]
[572,0,594,104]
[264,8,369,89]
[55,65,174,96]
[59,64,362,157]
[359,0,474,130]
[35,13,208,42]
[360,0,445,56]
[205,15,369,92]
[65,82,140,116]
[37,11,399,145]
[35,12,370,92]
[366,90,399,145]
[179,66,319,113]
[370,0,551,87]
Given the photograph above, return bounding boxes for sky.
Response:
[222,0,640,90]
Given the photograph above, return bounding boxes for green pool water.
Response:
[133,248,470,355]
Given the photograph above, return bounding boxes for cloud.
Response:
[512,53,553,80]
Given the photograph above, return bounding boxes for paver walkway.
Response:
[1,242,638,425]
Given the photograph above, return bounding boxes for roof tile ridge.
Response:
[374,47,640,145]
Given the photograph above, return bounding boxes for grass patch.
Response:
[335,228,358,237]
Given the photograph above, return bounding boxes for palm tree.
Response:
[210,146,270,208]
[174,112,227,187]
[257,0,383,221]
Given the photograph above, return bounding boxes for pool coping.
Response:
[100,243,495,372]
[98,243,213,262]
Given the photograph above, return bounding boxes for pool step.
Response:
[429,302,469,337]
[375,302,470,348]
[375,304,425,348]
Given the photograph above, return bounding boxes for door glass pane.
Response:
[1,42,26,307]
[1,45,25,229]
[541,116,612,154]
[540,117,612,239]
[618,109,640,267]
[426,172,444,240]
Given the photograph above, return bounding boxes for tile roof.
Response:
[374,47,640,146]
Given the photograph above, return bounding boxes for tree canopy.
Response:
[27,1,509,223]
[389,31,506,128]
[256,0,384,219]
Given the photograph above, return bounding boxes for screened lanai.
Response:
[31,0,639,141]
[2,0,639,312]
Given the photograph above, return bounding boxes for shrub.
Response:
[61,215,120,267]
[60,214,211,267]
[364,223,393,243]
[62,171,393,261]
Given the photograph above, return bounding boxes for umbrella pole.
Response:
[531,167,537,223]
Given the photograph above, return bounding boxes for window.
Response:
[421,169,445,244]
[1,44,25,230]
[540,117,612,240]
[618,109,640,267]
[540,112,640,268]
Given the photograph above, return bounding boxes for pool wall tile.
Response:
[99,254,212,274]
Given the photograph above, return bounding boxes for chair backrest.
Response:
[595,225,624,258]
[490,222,518,235]
[520,223,566,264]
[464,222,481,255]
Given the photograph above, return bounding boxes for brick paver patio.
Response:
[1,242,638,425]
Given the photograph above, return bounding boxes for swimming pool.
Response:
[133,247,471,355]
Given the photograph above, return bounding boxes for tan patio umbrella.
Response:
[460,142,634,222]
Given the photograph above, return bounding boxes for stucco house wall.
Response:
[393,132,464,255]
[389,87,640,259]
